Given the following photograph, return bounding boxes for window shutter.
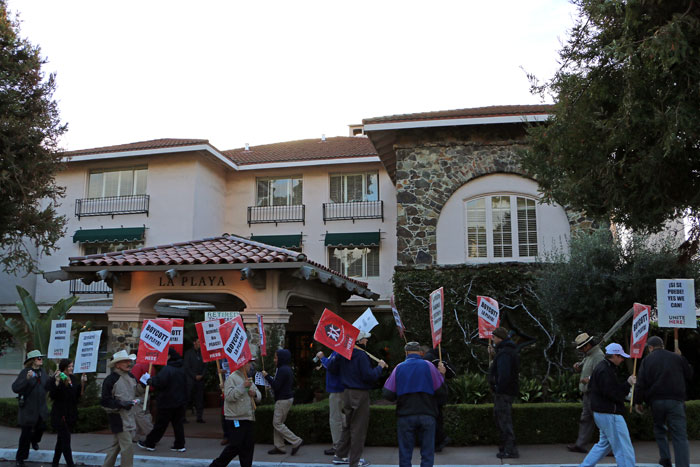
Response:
[491,196,512,258]
[256,179,269,206]
[346,175,363,202]
[88,172,103,198]
[365,247,379,277]
[365,173,379,201]
[330,175,342,203]
[517,197,538,257]
[466,199,487,258]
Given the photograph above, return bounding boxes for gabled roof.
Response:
[62,138,212,157]
[363,104,553,125]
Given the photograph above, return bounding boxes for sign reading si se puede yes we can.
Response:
[656,279,697,329]
[137,319,173,365]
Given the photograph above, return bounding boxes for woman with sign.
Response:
[46,358,87,467]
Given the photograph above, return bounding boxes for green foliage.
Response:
[545,373,581,403]
[449,373,490,404]
[0,398,107,433]
[0,1,68,274]
[519,377,544,403]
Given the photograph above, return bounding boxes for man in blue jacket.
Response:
[316,350,345,456]
[488,327,520,459]
[262,349,303,455]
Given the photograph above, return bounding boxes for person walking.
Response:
[138,348,188,452]
[580,343,636,467]
[634,335,693,467]
[567,332,605,453]
[208,358,261,467]
[262,349,304,455]
[46,359,86,467]
[183,338,207,423]
[383,341,447,467]
[422,345,456,452]
[316,350,345,456]
[130,360,155,441]
[488,327,520,459]
[327,331,388,467]
[12,350,50,467]
[101,350,137,467]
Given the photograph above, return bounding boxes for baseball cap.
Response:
[604,343,630,358]
[356,331,372,342]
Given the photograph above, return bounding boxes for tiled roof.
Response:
[363,104,553,125]
[223,137,377,165]
[63,138,212,157]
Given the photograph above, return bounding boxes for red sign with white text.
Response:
[630,303,650,359]
[195,319,225,363]
[313,308,359,360]
[170,318,184,356]
[136,319,173,365]
[429,287,444,349]
[477,296,500,339]
[220,316,253,372]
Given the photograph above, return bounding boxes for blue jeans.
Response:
[397,415,436,467]
[652,399,689,467]
[580,412,635,467]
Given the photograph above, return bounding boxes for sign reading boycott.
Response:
[220,316,252,372]
[390,295,405,339]
[656,279,697,328]
[477,296,500,339]
[73,330,102,373]
[195,319,225,362]
[170,318,184,356]
[629,303,650,359]
[137,319,173,365]
[48,319,72,359]
[313,308,359,360]
[429,287,444,349]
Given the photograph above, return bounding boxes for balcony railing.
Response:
[323,200,384,223]
[75,194,150,219]
[69,279,112,295]
[247,205,305,226]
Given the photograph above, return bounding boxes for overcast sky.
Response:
[7,0,577,152]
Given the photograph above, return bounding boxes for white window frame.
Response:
[88,166,148,198]
[328,246,380,278]
[329,172,379,203]
[83,241,144,256]
[255,176,303,207]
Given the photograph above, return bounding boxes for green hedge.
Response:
[0,397,107,433]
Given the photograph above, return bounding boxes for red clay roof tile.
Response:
[223,136,377,165]
[363,104,553,125]
[63,138,213,157]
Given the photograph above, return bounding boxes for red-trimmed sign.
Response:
[257,314,267,357]
[477,296,500,339]
[630,303,650,359]
[220,315,252,372]
[429,287,444,349]
[137,319,173,365]
[195,319,225,363]
[313,308,359,360]
[170,318,184,356]
[390,295,405,339]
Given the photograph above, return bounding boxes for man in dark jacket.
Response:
[580,343,636,467]
[383,341,447,467]
[262,349,303,455]
[422,345,455,452]
[634,336,693,467]
[138,348,188,452]
[488,327,519,459]
[12,350,50,467]
[183,338,207,423]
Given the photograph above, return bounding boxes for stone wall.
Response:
[109,321,141,354]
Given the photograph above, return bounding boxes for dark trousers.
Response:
[575,392,595,448]
[210,420,254,467]
[651,399,690,467]
[336,389,370,467]
[52,419,75,466]
[494,394,517,454]
[145,405,185,449]
[16,418,45,461]
[186,378,205,420]
[397,414,436,467]
[434,404,446,446]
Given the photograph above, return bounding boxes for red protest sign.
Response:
[136,319,173,365]
[313,308,359,360]
[257,314,267,357]
[220,315,253,372]
[630,303,651,359]
[390,295,405,339]
[477,296,500,339]
[429,287,444,349]
[170,318,184,356]
[195,319,225,363]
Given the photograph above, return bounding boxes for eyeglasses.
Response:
[35,357,43,360]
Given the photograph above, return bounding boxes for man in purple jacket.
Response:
[383,341,447,467]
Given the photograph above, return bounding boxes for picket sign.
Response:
[477,296,500,339]
[629,303,651,412]
[220,315,253,372]
[137,318,173,410]
[429,287,444,361]
[313,308,359,360]
[390,295,406,342]
[353,308,379,334]
[170,318,185,356]
[48,319,72,360]
[73,330,102,373]
[656,279,697,352]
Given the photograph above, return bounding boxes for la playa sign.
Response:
[159,274,227,287]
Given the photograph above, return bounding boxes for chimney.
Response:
[244,143,250,151]
[321,134,326,142]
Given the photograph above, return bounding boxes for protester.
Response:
[219,359,232,445]
[383,341,447,467]
[138,348,188,452]
[101,350,137,467]
[208,358,261,467]
[328,331,388,467]
[316,350,345,456]
[567,332,605,453]
[634,336,693,467]
[262,349,304,455]
[46,359,86,467]
[488,327,520,459]
[422,345,456,452]
[580,343,636,467]
[130,361,155,440]
[183,338,207,423]
[12,350,50,467]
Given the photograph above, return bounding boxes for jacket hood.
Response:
[167,348,183,367]
[276,349,292,367]
[496,338,517,350]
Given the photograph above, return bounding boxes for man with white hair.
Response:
[101,350,137,467]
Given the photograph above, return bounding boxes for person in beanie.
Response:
[580,343,636,467]
[46,358,86,467]
[183,338,207,423]
[101,350,137,467]
[634,336,693,467]
[138,348,187,452]
[262,349,304,455]
[12,350,50,467]
[567,332,605,453]
[208,358,261,467]
[315,350,345,456]
[383,341,447,467]
[488,327,519,459]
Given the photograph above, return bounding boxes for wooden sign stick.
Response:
[142,363,152,412]
[354,345,381,363]
[629,358,638,413]
[215,359,224,389]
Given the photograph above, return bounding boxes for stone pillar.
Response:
[109,321,142,354]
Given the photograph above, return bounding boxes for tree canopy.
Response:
[0,1,67,273]
[524,0,700,255]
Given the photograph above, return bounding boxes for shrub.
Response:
[518,377,544,403]
[449,373,490,404]
[546,372,581,402]
[0,397,107,433]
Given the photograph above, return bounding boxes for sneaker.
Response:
[291,439,304,455]
[170,446,186,452]
[267,447,286,455]
[31,442,39,451]
[137,440,155,451]
[356,459,371,467]
[567,444,587,453]
[332,456,350,464]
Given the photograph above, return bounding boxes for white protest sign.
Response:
[254,371,269,387]
[202,319,224,350]
[205,311,240,321]
[139,320,171,352]
[477,297,499,327]
[352,308,379,333]
[171,325,183,345]
[429,287,444,348]
[74,330,102,373]
[223,321,248,362]
[656,279,697,328]
[48,319,72,359]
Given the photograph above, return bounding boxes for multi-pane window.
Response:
[466,195,538,260]
[88,167,147,198]
[329,247,379,277]
[329,172,378,203]
[83,241,143,256]
[256,176,303,206]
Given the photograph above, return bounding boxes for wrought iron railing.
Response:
[75,194,150,219]
[247,205,305,225]
[69,279,112,295]
[323,200,384,223]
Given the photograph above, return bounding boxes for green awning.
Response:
[73,227,145,244]
[250,234,302,249]
[325,232,380,247]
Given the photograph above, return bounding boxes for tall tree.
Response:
[0,1,67,273]
[524,0,700,257]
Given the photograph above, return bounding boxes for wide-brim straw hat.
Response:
[108,349,136,368]
[574,332,595,349]
[24,350,45,365]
